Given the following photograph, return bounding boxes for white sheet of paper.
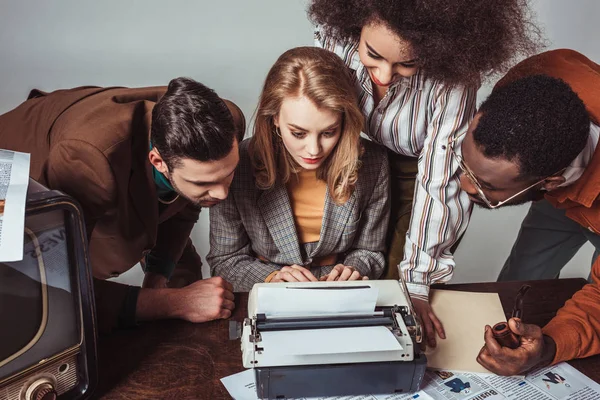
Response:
[261,325,402,356]
[221,369,258,400]
[425,289,507,374]
[0,150,30,262]
[256,286,379,317]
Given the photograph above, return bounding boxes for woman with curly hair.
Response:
[309,0,542,348]
[208,47,390,291]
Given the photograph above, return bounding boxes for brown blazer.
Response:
[0,85,245,332]
[495,49,600,234]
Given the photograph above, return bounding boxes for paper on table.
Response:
[0,149,30,262]
[261,325,402,356]
[221,369,257,400]
[425,289,506,374]
[256,286,378,317]
[222,362,600,400]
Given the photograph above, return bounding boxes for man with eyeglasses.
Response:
[452,49,600,375]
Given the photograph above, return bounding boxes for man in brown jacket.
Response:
[0,77,245,333]
[449,49,600,375]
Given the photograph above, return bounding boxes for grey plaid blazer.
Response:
[208,138,390,292]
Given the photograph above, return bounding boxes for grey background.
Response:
[1,0,598,286]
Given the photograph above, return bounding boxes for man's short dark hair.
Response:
[474,75,590,180]
[151,77,236,169]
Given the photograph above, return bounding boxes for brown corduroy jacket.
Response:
[496,49,600,364]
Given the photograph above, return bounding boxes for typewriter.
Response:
[241,280,427,399]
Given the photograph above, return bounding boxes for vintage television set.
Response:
[0,179,97,400]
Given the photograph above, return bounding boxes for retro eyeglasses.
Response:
[448,132,557,209]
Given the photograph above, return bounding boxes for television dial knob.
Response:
[25,379,58,400]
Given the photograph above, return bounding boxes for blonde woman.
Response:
[208,46,390,291]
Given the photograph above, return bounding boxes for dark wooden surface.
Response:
[91,278,600,399]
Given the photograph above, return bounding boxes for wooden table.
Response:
[91,278,600,399]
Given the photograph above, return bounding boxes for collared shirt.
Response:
[145,141,178,279]
[315,29,477,299]
[149,141,176,198]
[152,165,175,198]
[561,122,600,187]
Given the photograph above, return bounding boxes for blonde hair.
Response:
[250,46,364,204]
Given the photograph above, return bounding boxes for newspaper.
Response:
[0,149,30,261]
[221,362,600,400]
[418,362,599,400]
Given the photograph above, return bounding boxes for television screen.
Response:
[0,209,80,380]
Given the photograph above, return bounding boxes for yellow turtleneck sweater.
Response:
[286,169,327,244]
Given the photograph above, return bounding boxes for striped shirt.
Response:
[315,29,477,300]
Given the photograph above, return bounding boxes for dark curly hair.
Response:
[308,0,543,86]
[474,75,590,181]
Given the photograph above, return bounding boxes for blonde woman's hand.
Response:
[271,265,319,282]
[320,264,369,281]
